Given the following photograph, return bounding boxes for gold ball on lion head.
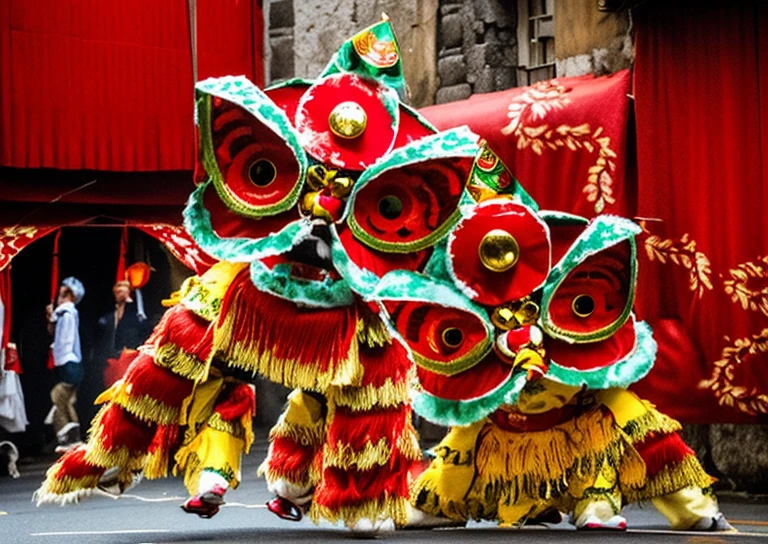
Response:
[478,229,520,272]
[328,101,367,139]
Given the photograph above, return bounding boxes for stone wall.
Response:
[682,424,768,494]
[434,0,517,104]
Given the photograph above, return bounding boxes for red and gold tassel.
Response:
[624,431,714,502]
[212,270,362,390]
[311,338,420,527]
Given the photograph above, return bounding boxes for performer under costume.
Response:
[381,190,733,531]
[35,262,255,514]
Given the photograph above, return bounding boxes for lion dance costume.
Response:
[396,189,733,531]
[35,18,731,534]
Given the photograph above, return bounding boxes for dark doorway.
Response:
[9,227,183,455]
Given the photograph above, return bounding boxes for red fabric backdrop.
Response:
[0,0,264,171]
[631,1,768,423]
[421,70,633,219]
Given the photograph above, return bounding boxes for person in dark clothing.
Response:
[95,281,150,387]
[100,281,148,357]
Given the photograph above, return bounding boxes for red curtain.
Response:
[0,0,264,171]
[631,1,768,423]
[0,268,10,364]
[420,70,634,219]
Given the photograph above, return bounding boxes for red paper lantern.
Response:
[125,262,151,289]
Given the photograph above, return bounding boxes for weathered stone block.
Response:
[471,66,495,94]
[679,424,710,465]
[435,83,472,104]
[709,424,768,493]
[269,0,294,29]
[493,68,516,91]
[472,0,513,27]
[438,54,468,87]
[269,35,295,82]
[440,13,463,49]
[467,42,507,71]
[441,46,463,58]
[440,1,463,16]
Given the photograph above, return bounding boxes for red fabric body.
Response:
[633,432,696,479]
[0,0,264,171]
[216,270,358,377]
[325,405,410,452]
[96,404,156,453]
[631,2,768,423]
[55,447,105,479]
[147,304,214,361]
[214,383,256,422]
[146,424,181,462]
[120,352,195,408]
[420,70,633,218]
[268,436,317,482]
[104,349,140,389]
[314,459,412,510]
[356,341,412,389]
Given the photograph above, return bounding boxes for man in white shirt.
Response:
[46,277,85,451]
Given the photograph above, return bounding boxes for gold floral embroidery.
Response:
[639,222,713,299]
[501,81,617,214]
[723,256,768,317]
[0,226,42,272]
[700,329,768,416]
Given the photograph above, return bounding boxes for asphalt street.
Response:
[1,438,766,544]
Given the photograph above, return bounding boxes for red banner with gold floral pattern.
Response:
[631,2,768,423]
[136,225,217,275]
[0,226,57,273]
[420,70,633,220]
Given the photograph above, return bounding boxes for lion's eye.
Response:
[348,153,473,253]
[196,82,306,219]
[571,294,596,318]
[248,159,277,187]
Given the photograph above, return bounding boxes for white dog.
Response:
[0,440,20,478]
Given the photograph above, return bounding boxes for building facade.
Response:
[263,0,632,106]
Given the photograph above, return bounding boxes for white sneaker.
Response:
[57,422,80,445]
[576,514,627,531]
[347,517,396,537]
[690,512,737,532]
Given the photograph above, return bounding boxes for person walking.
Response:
[46,277,85,452]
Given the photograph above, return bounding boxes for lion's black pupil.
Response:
[249,160,276,187]
[443,328,463,348]
[573,294,595,317]
[378,196,403,219]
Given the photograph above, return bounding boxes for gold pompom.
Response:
[328,101,367,139]
[478,229,520,272]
